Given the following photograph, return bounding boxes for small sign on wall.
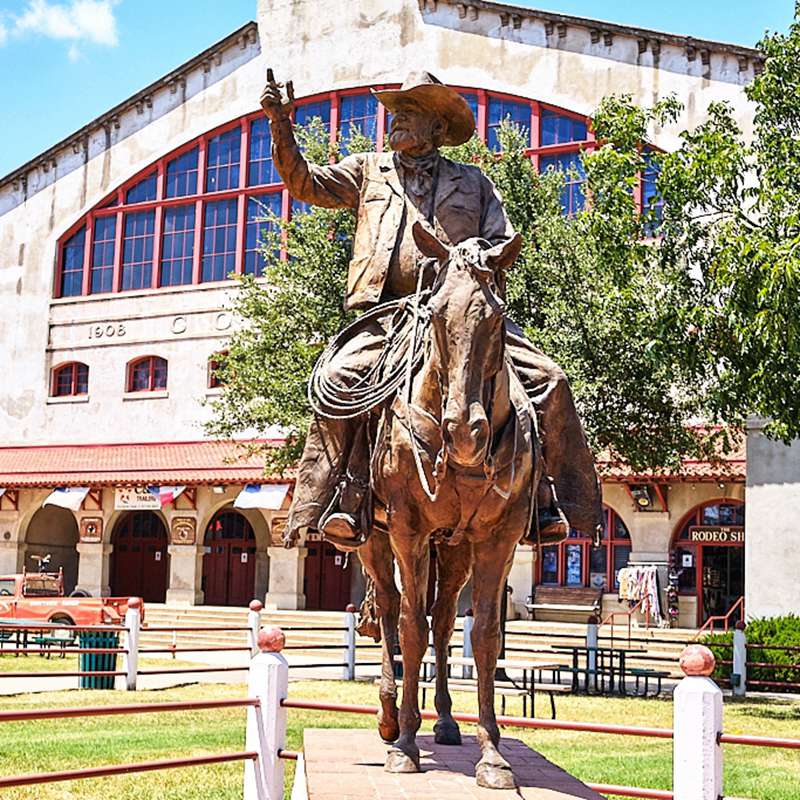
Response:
[115,487,160,510]
[241,552,248,564]
[155,551,162,562]
[682,553,694,568]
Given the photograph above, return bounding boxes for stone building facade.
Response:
[0,0,762,625]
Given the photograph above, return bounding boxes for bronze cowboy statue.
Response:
[260,70,603,788]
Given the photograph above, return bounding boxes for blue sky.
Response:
[0,0,795,178]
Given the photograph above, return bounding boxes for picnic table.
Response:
[393,654,569,718]
[0,620,75,657]
[550,644,645,695]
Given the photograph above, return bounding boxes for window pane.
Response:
[339,93,377,153]
[565,543,583,586]
[613,513,630,540]
[248,117,280,187]
[130,359,152,391]
[540,108,588,146]
[91,216,116,294]
[613,545,631,589]
[295,99,331,130]
[160,205,195,286]
[590,545,608,590]
[206,127,241,192]
[245,193,282,277]
[125,172,157,204]
[202,199,238,282]
[642,151,663,236]
[460,93,479,126]
[75,363,89,394]
[54,366,74,396]
[541,545,558,584]
[121,210,155,290]
[166,147,199,198]
[152,357,168,389]
[540,152,585,215]
[60,227,86,297]
[487,97,530,151]
[676,547,697,592]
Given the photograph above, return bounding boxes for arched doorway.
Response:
[25,507,80,593]
[304,533,352,611]
[672,500,744,626]
[202,511,256,606]
[110,512,169,602]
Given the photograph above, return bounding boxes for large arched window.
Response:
[536,506,631,591]
[126,356,168,393]
[56,85,656,299]
[51,362,89,397]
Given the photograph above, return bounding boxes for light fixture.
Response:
[631,485,652,509]
[212,485,225,494]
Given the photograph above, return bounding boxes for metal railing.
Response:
[693,595,744,639]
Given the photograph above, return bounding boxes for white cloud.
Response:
[11,0,119,47]
[67,42,82,61]
[0,22,7,47]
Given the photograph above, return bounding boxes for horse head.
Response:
[412,221,522,469]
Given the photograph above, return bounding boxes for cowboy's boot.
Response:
[535,475,570,544]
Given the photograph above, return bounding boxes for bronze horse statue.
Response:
[358,222,541,789]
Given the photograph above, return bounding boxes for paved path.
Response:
[301,728,604,800]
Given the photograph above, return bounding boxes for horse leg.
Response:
[431,539,472,746]
[470,536,519,790]
[357,533,401,742]
[385,534,430,773]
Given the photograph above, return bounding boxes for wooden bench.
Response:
[390,677,570,719]
[526,586,602,622]
[629,668,670,697]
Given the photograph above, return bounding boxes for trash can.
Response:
[79,631,119,689]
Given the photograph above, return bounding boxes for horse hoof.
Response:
[378,717,400,743]
[476,760,516,790]
[385,747,420,774]
[433,719,462,746]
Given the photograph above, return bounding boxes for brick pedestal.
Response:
[302,729,604,800]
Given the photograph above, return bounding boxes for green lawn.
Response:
[0,679,796,799]
[0,652,207,673]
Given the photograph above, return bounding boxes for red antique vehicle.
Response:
[0,568,143,629]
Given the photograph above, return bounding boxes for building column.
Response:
[506,544,535,619]
[75,542,113,597]
[166,544,205,606]
[265,546,307,610]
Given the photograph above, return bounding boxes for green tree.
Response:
[207,6,800,472]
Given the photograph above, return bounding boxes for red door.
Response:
[111,512,168,602]
[304,534,352,611]
[202,512,256,606]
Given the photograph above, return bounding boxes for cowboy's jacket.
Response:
[270,115,514,310]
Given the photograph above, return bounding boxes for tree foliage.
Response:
[207,7,800,473]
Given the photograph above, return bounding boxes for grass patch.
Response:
[0,679,796,799]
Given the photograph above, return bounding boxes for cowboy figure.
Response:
[260,70,602,548]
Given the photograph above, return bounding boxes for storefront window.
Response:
[536,506,630,589]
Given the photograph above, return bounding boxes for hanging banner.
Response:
[43,487,90,511]
[234,483,291,510]
[0,488,6,498]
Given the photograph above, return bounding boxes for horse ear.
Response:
[485,233,523,270]
[412,221,450,262]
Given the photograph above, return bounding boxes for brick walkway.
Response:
[303,729,605,799]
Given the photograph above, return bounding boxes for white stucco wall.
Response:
[746,419,800,620]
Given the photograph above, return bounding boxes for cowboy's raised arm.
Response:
[261,70,362,211]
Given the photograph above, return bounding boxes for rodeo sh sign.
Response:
[114,486,161,510]
[688,526,745,543]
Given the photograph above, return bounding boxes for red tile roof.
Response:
[0,440,289,488]
[596,436,746,483]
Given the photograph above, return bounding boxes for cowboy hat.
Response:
[372,71,475,146]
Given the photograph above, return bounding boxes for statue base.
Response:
[298,728,605,799]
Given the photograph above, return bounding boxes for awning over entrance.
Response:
[0,440,291,488]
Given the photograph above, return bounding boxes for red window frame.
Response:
[535,506,631,590]
[126,356,168,393]
[51,362,89,397]
[56,85,655,299]
[207,350,229,389]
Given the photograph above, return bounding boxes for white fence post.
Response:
[462,609,474,680]
[343,603,357,681]
[248,599,264,657]
[124,597,141,692]
[673,644,723,800]
[586,614,599,693]
[245,625,289,800]
[732,622,747,698]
